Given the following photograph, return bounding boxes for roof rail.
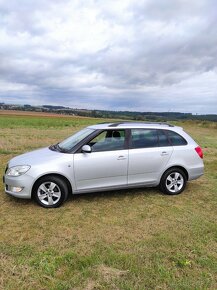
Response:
[108,122,124,127]
[108,121,174,127]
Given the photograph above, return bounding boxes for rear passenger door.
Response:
[128,129,173,185]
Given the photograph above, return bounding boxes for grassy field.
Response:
[0,113,216,290]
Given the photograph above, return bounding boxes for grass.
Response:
[0,113,216,289]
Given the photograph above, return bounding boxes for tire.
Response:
[160,167,187,195]
[33,175,68,208]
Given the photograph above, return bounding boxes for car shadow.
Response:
[68,186,161,203]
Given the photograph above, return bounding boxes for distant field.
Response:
[0,114,216,290]
[0,109,93,118]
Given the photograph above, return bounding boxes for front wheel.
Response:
[160,168,187,195]
[33,176,68,208]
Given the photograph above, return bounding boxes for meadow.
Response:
[0,112,216,290]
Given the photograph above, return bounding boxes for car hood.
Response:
[8,147,64,167]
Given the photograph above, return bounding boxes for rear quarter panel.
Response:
[157,128,204,182]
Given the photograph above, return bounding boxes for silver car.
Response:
[3,122,204,208]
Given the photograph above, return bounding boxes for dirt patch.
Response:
[72,279,98,290]
[97,264,129,282]
[85,279,98,290]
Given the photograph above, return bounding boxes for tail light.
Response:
[195,146,203,159]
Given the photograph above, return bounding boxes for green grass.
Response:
[0,115,106,129]
[0,114,217,289]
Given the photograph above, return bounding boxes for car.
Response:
[3,122,204,208]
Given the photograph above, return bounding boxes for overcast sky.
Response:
[0,0,216,114]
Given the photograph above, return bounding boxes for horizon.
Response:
[1,101,216,116]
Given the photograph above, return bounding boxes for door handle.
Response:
[117,156,127,160]
[161,151,169,156]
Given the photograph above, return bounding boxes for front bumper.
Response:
[3,174,34,199]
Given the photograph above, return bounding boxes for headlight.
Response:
[6,165,31,177]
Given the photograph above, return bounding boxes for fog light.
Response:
[8,186,23,193]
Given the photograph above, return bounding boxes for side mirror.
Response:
[81,145,92,153]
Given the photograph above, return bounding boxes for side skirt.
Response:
[72,182,159,195]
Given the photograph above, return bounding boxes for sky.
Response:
[0,0,217,114]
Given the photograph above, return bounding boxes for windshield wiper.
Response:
[49,143,58,151]
[49,143,70,153]
[56,143,70,153]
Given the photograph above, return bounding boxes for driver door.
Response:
[73,129,128,191]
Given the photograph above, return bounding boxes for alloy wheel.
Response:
[165,172,184,193]
[37,181,61,206]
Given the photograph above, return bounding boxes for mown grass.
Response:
[0,114,216,289]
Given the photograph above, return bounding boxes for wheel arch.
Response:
[31,173,73,197]
[161,165,189,181]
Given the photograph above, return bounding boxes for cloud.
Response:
[0,0,216,113]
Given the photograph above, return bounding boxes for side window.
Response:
[88,130,125,152]
[166,130,187,146]
[131,129,158,148]
[158,130,170,147]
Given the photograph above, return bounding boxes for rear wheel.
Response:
[160,168,187,195]
[33,176,68,208]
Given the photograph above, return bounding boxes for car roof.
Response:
[88,122,182,130]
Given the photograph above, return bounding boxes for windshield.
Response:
[57,128,94,151]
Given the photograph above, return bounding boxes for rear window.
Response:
[166,130,187,146]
